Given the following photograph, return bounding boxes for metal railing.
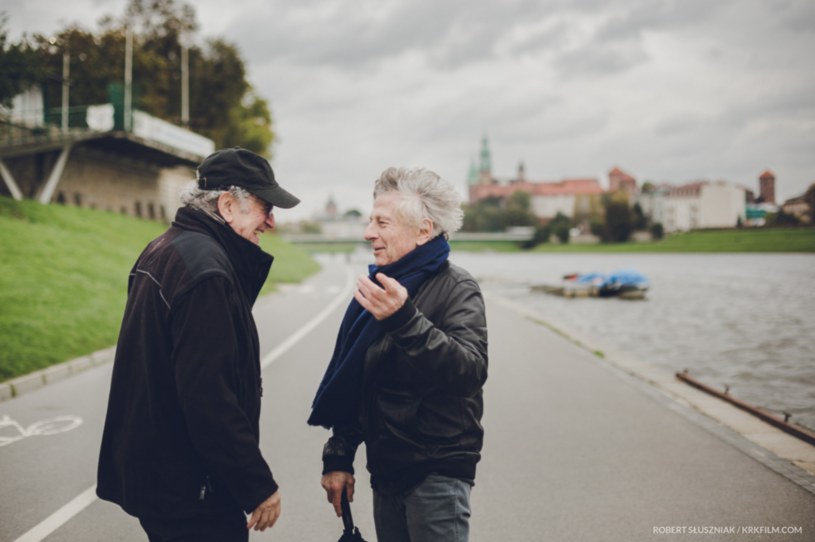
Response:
[0,106,95,151]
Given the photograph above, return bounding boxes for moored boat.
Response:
[532,268,649,300]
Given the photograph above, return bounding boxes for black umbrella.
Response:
[338,491,367,542]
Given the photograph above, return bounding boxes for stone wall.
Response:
[1,145,195,222]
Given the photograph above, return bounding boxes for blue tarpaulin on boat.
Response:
[604,269,649,288]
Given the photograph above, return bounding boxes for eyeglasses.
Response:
[252,196,274,218]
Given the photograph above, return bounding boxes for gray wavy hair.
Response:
[178,182,253,223]
[373,167,463,236]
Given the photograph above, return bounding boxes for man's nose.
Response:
[363,222,376,240]
[265,214,275,229]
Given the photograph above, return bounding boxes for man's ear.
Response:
[416,218,434,246]
[217,192,236,223]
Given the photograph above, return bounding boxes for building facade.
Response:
[465,138,775,233]
[467,138,604,222]
[661,181,746,232]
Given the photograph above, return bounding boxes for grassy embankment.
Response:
[0,197,320,381]
[530,228,815,253]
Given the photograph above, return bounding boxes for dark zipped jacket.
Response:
[97,207,278,519]
[322,261,488,494]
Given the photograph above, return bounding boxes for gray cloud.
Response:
[3,0,814,216]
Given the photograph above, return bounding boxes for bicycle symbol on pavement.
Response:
[0,414,83,447]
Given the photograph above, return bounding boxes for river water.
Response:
[449,252,815,432]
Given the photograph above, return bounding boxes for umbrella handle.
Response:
[341,489,354,532]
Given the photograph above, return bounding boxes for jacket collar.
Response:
[173,207,273,304]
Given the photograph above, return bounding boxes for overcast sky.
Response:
[4,0,815,221]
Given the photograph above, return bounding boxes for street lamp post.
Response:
[181,41,189,127]
[124,27,133,132]
[50,37,70,132]
[61,49,70,132]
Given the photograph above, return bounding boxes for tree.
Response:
[641,181,656,194]
[632,202,647,230]
[462,196,508,232]
[0,16,46,107]
[805,182,815,225]
[601,192,633,243]
[549,212,572,244]
[503,191,537,228]
[8,0,274,155]
[765,210,800,227]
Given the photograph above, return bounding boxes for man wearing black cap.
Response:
[97,147,299,541]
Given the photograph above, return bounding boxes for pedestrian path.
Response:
[1,258,813,541]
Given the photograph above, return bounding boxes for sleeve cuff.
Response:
[323,455,355,475]
[381,297,417,332]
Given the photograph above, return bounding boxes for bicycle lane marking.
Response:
[0,415,84,448]
[11,263,355,542]
[261,264,354,370]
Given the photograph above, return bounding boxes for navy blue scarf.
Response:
[308,235,450,429]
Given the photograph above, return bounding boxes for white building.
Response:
[659,181,746,232]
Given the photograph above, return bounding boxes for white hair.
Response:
[178,182,253,222]
[373,167,463,236]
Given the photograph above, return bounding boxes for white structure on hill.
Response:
[654,181,746,232]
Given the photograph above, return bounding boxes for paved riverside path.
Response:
[1,256,814,541]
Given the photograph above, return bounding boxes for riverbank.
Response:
[0,197,319,381]
[293,227,815,254]
[530,227,815,253]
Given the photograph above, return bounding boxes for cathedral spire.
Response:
[479,136,492,175]
[467,158,479,186]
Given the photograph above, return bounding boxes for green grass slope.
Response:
[0,197,319,381]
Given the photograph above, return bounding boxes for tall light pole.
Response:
[124,27,133,132]
[50,37,70,132]
[61,49,70,132]
[181,39,189,127]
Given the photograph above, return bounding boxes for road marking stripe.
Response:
[14,265,355,542]
[261,265,355,369]
[14,485,97,542]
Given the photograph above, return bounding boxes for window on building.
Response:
[74,193,82,206]
[135,201,143,218]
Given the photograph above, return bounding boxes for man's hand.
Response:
[355,272,408,320]
[321,471,355,517]
[246,490,281,532]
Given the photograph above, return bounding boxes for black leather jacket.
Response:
[323,261,488,493]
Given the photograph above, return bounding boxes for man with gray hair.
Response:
[97,147,299,541]
[310,167,488,541]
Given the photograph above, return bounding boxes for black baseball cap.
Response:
[196,147,300,209]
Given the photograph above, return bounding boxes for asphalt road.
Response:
[1,254,814,541]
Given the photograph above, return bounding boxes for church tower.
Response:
[759,170,776,204]
[467,158,478,186]
[478,136,492,184]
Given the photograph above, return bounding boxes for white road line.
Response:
[13,485,97,542]
[261,265,355,369]
[13,265,355,542]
